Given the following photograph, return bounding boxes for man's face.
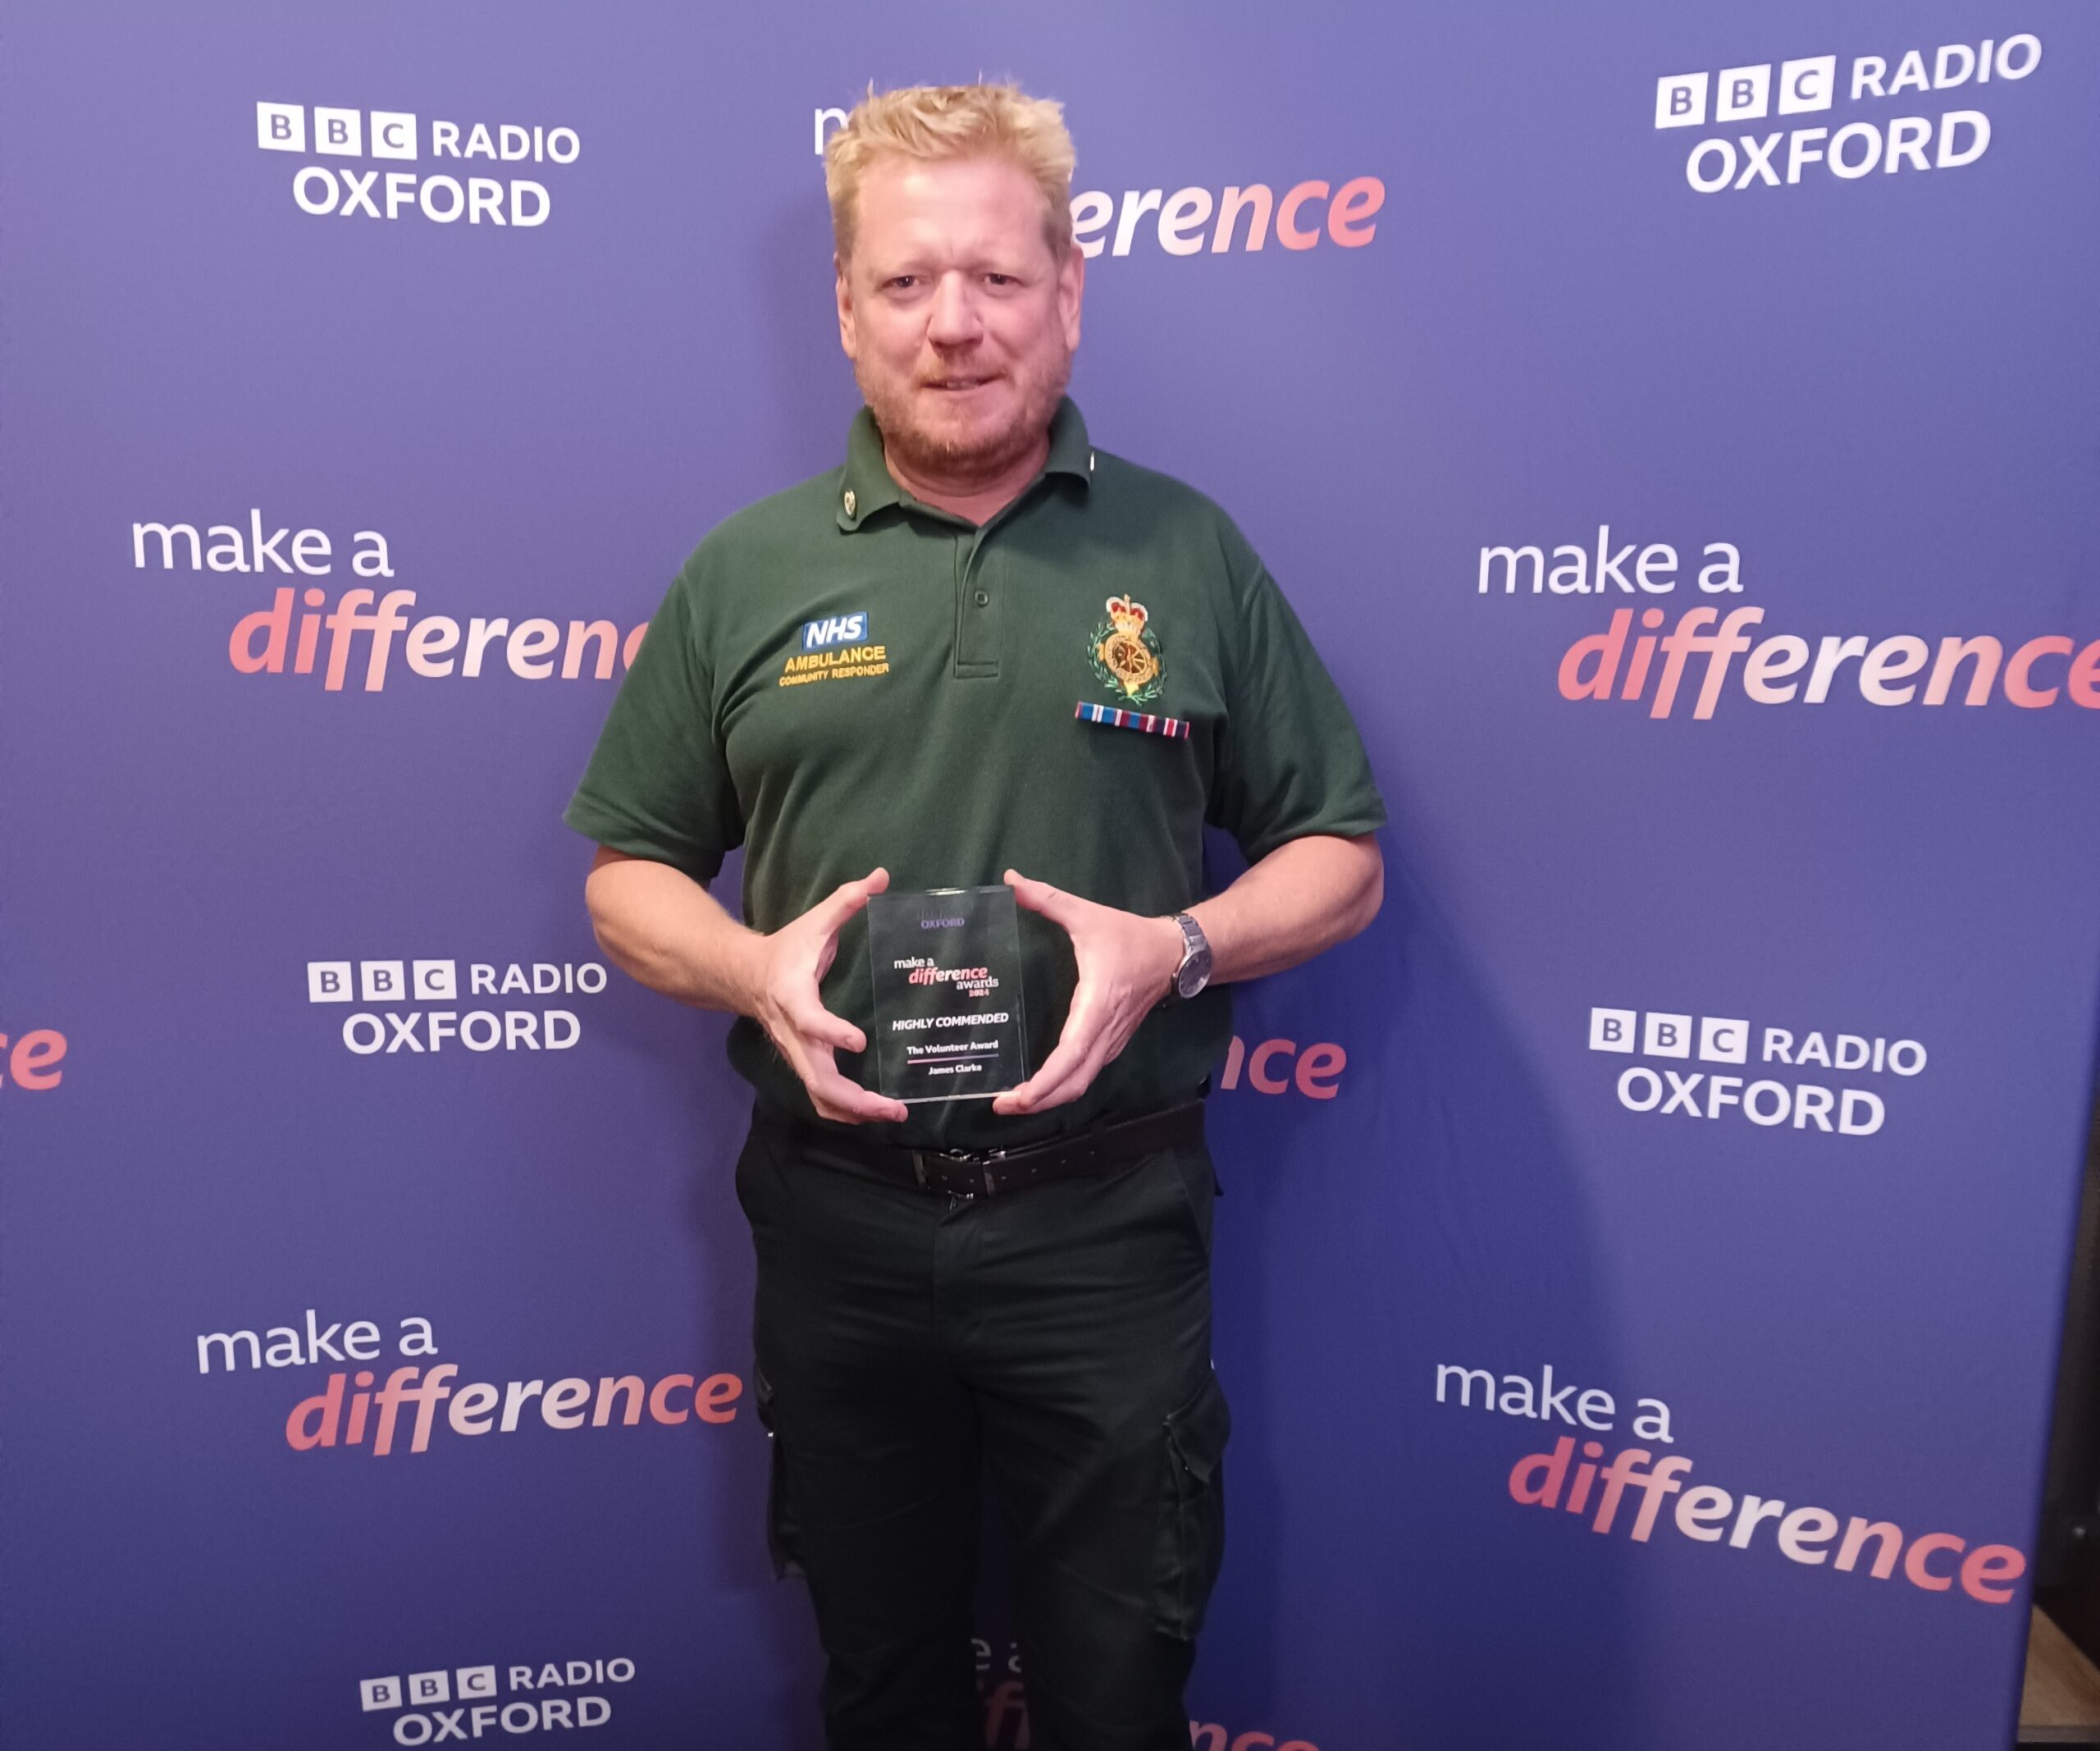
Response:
[837,153,1084,483]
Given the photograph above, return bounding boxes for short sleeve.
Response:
[1208,528,1387,862]
[562,564,741,884]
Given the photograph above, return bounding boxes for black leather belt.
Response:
[758,1100,1206,1200]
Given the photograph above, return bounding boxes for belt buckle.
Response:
[911,1145,1007,1199]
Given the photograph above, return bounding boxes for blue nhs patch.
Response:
[801,612,871,651]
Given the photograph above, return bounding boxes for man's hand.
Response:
[587,834,1376,1127]
[991,870,1184,1117]
[745,867,910,1126]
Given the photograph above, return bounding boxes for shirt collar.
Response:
[837,395,1093,532]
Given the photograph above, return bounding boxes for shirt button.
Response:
[842,489,856,517]
[974,589,989,607]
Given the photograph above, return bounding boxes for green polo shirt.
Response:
[566,398,1384,1150]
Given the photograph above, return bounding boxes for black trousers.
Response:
[736,1112,1230,1751]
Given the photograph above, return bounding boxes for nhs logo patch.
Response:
[801,612,870,651]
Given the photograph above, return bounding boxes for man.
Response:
[567,83,1383,1751]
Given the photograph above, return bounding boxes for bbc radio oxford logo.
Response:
[1651,32,2043,194]
[361,1657,631,1740]
[254,102,579,228]
[307,956,607,1056]
[1589,1005,1929,1137]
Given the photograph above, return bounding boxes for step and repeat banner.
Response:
[6,2,2098,1747]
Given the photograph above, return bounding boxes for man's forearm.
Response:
[583,848,764,1014]
[1188,831,1383,986]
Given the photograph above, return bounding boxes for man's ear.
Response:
[835,253,858,361]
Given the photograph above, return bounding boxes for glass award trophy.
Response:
[865,885,1029,1102]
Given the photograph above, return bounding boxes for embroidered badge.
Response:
[800,611,871,651]
[1088,595,1165,705]
[778,610,888,688]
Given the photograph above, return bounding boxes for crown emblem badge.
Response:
[1088,594,1165,705]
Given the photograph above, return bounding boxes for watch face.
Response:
[1170,914,1211,1000]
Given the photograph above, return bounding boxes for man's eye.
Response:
[887,276,917,290]
[985,274,1015,287]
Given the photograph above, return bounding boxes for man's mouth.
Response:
[924,376,996,393]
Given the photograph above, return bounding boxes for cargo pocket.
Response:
[753,1368,806,1580]
[1151,1370,1230,1640]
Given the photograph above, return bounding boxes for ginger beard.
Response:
[851,325,1071,487]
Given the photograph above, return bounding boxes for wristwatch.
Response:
[1166,912,1213,1002]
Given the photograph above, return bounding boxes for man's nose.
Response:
[925,272,984,346]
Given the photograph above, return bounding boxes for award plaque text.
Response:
[865,886,1029,1102]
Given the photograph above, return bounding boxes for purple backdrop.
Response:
[6,2,2099,1747]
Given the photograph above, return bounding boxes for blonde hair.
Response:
[825,83,1076,263]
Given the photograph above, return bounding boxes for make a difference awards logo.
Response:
[1473,526,2100,721]
[191,1302,746,1458]
[129,510,649,698]
[1429,1356,2029,1612]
